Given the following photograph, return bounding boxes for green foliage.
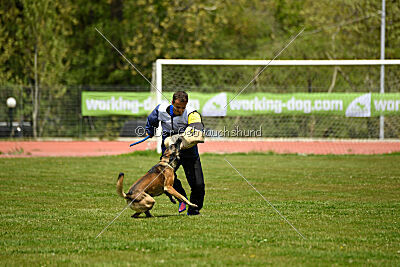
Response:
[0,153,399,265]
[3,0,398,88]
[0,2,21,83]
[3,0,75,86]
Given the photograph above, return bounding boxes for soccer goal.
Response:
[152,59,400,154]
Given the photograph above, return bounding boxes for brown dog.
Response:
[116,137,198,218]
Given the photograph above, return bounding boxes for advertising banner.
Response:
[82,92,160,116]
[82,91,400,117]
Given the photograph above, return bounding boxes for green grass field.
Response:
[1,151,399,266]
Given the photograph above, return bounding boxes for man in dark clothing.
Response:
[145,91,205,215]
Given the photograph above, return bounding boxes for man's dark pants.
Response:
[162,145,205,214]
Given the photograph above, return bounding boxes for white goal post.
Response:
[153,59,400,153]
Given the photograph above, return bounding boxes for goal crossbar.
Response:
[156,59,400,66]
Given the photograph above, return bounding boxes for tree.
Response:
[15,0,75,137]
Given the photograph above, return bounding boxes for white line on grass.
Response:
[224,158,306,240]
[224,28,305,109]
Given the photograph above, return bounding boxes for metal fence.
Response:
[1,80,399,139]
[0,85,149,139]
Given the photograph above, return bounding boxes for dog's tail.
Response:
[116,172,127,198]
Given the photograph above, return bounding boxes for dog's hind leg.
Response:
[165,191,177,204]
[132,193,156,218]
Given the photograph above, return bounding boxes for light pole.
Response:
[380,0,385,139]
[6,97,16,137]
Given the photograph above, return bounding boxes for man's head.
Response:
[172,91,188,116]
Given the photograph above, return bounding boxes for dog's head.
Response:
[161,136,182,167]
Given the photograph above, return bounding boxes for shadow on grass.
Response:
[131,214,182,219]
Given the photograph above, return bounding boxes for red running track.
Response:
[1,139,399,157]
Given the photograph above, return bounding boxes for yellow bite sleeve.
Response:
[188,112,202,124]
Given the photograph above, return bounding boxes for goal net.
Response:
[153,59,400,154]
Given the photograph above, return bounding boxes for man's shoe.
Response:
[178,202,186,213]
[187,209,201,216]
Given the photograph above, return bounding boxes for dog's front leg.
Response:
[164,186,198,208]
[164,191,177,204]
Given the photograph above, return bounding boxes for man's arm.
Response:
[165,111,205,149]
[187,111,204,131]
[181,111,205,149]
[145,104,160,137]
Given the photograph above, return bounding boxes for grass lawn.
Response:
[1,151,399,265]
